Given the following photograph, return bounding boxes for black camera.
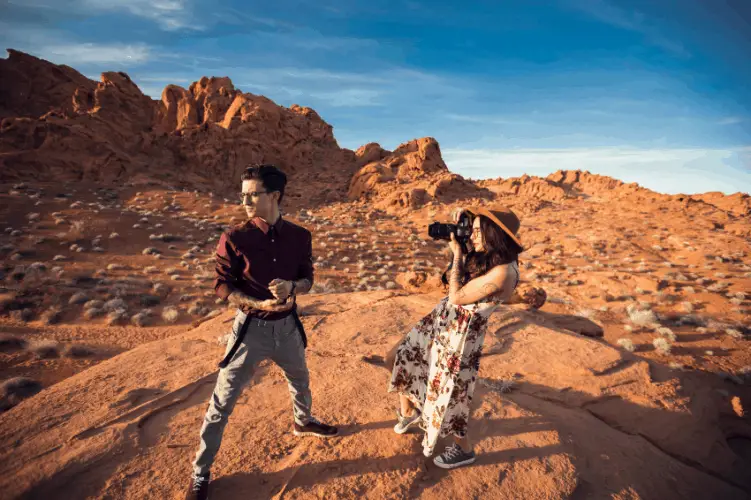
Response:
[428,212,473,249]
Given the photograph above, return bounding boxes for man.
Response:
[186,164,338,500]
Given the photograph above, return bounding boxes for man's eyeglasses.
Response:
[239,191,268,204]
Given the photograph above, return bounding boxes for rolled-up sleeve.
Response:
[297,230,314,285]
[214,231,241,301]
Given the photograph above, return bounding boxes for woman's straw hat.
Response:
[465,206,524,251]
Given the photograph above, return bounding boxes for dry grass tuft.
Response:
[617,338,635,352]
[29,340,61,359]
[41,307,63,325]
[0,334,27,352]
[69,292,89,305]
[161,306,180,323]
[104,298,127,312]
[131,309,152,327]
[83,307,104,320]
[106,309,129,325]
[63,344,95,358]
[9,309,34,322]
[627,307,657,327]
[83,299,104,310]
[726,328,744,340]
[0,376,43,411]
[652,337,672,355]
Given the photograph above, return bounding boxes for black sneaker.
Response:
[433,444,476,469]
[293,417,339,438]
[185,472,210,500]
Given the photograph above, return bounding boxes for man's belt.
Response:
[218,309,308,369]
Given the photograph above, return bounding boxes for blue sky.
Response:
[2,0,750,194]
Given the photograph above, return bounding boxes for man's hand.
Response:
[268,279,294,301]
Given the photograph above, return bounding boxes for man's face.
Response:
[241,179,278,220]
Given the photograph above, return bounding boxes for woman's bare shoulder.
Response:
[488,262,514,279]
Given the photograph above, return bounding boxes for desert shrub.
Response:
[131,310,152,327]
[63,344,95,358]
[617,338,635,352]
[106,309,128,325]
[652,338,672,355]
[657,327,677,342]
[69,292,89,305]
[0,334,26,352]
[140,294,161,307]
[726,328,744,340]
[83,307,104,320]
[68,220,87,241]
[29,340,60,359]
[83,300,104,310]
[0,377,43,411]
[188,304,209,316]
[41,308,63,325]
[627,307,657,327]
[161,306,179,323]
[104,298,127,312]
[10,309,34,322]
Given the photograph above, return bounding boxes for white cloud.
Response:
[717,116,744,125]
[442,146,751,195]
[80,0,200,31]
[35,42,151,65]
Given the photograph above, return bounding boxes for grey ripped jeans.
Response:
[192,309,312,476]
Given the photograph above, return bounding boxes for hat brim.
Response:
[465,207,524,252]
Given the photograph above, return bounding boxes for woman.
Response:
[387,206,533,469]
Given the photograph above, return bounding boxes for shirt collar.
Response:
[251,215,284,235]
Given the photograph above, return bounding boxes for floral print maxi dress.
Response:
[388,261,519,457]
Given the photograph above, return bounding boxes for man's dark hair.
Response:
[241,164,287,204]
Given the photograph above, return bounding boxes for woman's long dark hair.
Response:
[442,214,522,286]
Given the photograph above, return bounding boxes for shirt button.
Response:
[273,258,276,262]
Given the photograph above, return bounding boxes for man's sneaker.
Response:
[293,417,339,438]
[185,473,210,500]
[393,408,421,435]
[433,444,476,469]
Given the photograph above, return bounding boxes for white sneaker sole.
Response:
[394,413,421,435]
[433,456,476,469]
[393,421,419,434]
[293,430,340,438]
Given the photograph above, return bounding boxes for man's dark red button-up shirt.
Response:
[214,216,314,320]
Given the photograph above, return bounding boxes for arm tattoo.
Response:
[482,282,501,298]
[228,291,267,310]
[450,254,465,300]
